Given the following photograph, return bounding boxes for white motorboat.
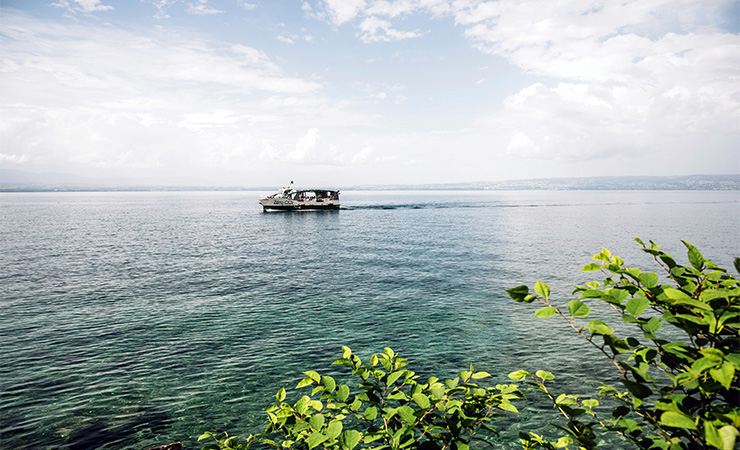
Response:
[259,182,340,211]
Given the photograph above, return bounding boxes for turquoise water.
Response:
[0,190,738,449]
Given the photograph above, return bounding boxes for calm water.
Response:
[0,190,738,449]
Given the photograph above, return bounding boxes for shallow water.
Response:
[0,190,738,449]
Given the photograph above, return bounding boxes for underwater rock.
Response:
[145,443,182,450]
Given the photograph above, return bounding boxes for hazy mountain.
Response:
[1,168,738,191]
[353,175,740,191]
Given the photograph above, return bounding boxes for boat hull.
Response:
[259,198,340,211]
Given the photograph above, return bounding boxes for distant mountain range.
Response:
[352,174,740,191]
[1,168,739,191]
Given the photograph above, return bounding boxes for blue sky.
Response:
[1,0,738,187]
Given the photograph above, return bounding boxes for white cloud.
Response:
[288,128,343,164]
[140,0,177,19]
[450,0,739,163]
[0,153,30,164]
[187,0,224,15]
[237,1,258,10]
[357,16,423,42]
[0,13,379,179]
[350,143,396,165]
[304,0,738,167]
[52,0,113,14]
[277,33,314,44]
[324,0,367,25]
[2,1,737,185]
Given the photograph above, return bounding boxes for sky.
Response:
[0,0,738,187]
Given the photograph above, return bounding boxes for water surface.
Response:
[1,190,738,449]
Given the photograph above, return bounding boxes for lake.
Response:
[0,190,738,449]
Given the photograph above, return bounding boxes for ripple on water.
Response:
[0,190,738,449]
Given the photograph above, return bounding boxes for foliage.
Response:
[200,239,738,450]
[507,239,739,450]
[199,347,522,450]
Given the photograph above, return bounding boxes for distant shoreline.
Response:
[1,173,739,192]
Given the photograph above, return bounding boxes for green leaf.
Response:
[309,414,325,431]
[705,421,723,450]
[506,285,532,302]
[387,390,408,401]
[660,411,697,430]
[710,363,735,389]
[587,319,614,335]
[304,371,321,383]
[638,272,659,288]
[198,432,214,441]
[719,425,740,450]
[626,297,650,316]
[339,430,362,450]
[322,376,336,393]
[581,263,601,272]
[276,388,286,402]
[337,384,350,402]
[568,299,591,318]
[621,378,652,399]
[326,420,343,440]
[412,392,430,409]
[644,317,662,334]
[472,371,491,379]
[297,378,314,389]
[508,370,531,381]
[535,306,557,318]
[535,370,554,380]
[683,240,705,270]
[387,370,405,386]
[397,405,416,424]
[692,357,721,373]
[363,406,378,421]
[295,396,310,415]
[307,431,328,449]
[534,281,551,299]
[497,402,518,413]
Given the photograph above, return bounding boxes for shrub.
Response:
[200,239,738,450]
[506,239,739,449]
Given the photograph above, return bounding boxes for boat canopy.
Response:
[265,185,339,200]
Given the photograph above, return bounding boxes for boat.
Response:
[259,182,340,211]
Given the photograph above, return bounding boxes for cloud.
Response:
[187,0,223,15]
[305,0,738,165]
[277,32,314,44]
[0,12,377,178]
[285,129,394,166]
[289,128,324,162]
[324,0,367,25]
[316,0,430,42]
[237,1,258,10]
[357,16,423,42]
[468,2,739,161]
[0,153,30,164]
[139,0,178,19]
[350,143,396,165]
[51,0,113,14]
